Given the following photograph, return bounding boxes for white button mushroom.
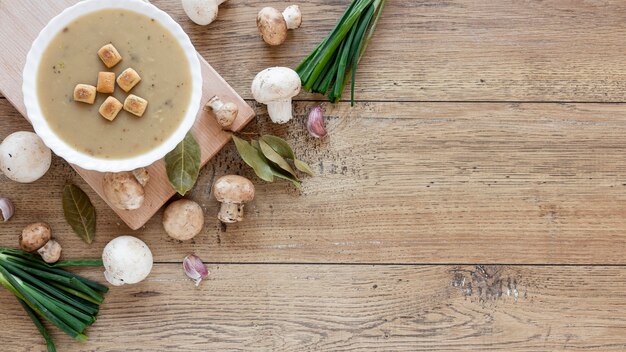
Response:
[204,95,238,129]
[182,0,227,26]
[257,5,302,46]
[251,67,301,124]
[102,168,149,210]
[0,131,51,183]
[102,236,153,286]
[162,199,205,241]
[212,175,255,223]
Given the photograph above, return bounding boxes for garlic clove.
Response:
[0,197,14,222]
[183,254,209,286]
[307,105,327,139]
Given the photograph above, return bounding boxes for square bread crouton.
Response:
[73,84,96,104]
[99,96,123,121]
[117,68,141,92]
[97,44,122,68]
[123,94,148,117]
[96,72,115,93]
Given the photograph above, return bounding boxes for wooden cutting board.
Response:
[0,0,255,230]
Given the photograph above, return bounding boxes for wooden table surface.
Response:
[2,0,626,351]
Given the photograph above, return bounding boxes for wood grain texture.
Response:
[1,264,625,351]
[0,0,255,230]
[147,0,626,102]
[2,99,626,264]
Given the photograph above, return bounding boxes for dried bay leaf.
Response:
[165,132,201,196]
[294,159,315,176]
[260,135,297,159]
[62,184,96,244]
[259,140,298,179]
[232,135,274,182]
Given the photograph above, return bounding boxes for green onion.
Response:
[0,247,106,351]
[296,0,386,104]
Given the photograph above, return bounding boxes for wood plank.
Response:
[1,264,625,351]
[149,0,626,102]
[2,99,626,264]
[0,0,255,230]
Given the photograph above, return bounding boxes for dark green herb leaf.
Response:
[259,140,298,179]
[260,135,296,160]
[271,168,302,189]
[165,132,201,196]
[62,184,96,244]
[294,159,315,176]
[232,136,274,182]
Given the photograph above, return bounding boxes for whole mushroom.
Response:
[182,0,227,26]
[102,236,153,286]
[19,222,62,263]
[251,67,301,124]
[162,199,204,241]
[0,131,51,183]
[204,95,238,129]
[19,222,51,252]
[256,5,302,46]
[212,175,255,223]
[38,240,62,264]
[102,168,149,210]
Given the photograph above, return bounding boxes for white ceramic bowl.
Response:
[22,0,202,172]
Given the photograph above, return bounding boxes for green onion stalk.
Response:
[296,0,386,105]
[0,247,107,352]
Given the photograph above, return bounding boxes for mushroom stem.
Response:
[207,96,225,113]
[282,5,302,29]
[218,202,245,223]
[266,100,294,124]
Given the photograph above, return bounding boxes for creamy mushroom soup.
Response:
[37,9,192,159]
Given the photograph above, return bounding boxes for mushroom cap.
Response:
[102,171,145,210]
[182,0,220,26]
[216,102,239,127]
[283,5,302,30]
[37,239,62,264]
[163,199,205,241]
[213,175,255,203]
[0,131,51,183]
[20,222,51,252]
[257,7,288,45]
[102,236,153,286]
[251,67,301,104]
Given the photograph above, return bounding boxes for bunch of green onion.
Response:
[0,247,106,352]
[296,0,386,104]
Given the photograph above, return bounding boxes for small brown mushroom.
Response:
[102,168,149,210]
[256,5,302,46]
[20,222,51,252]
[212,175,255,223]
[37,239,62,264]
[162,199,204,240]
[204,95,238,129]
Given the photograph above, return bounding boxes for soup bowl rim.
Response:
[22,0,203,172]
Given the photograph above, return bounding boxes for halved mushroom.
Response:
[212,175,255,223]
